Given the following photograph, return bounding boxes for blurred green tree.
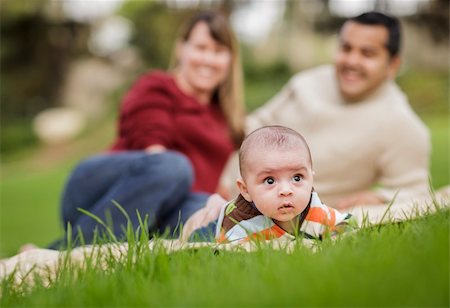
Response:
[0,0,89,154]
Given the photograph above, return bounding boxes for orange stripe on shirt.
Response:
[241,224,286,242]
[217,230,228,243]
[329,207,336,226]
[305,207,331,225]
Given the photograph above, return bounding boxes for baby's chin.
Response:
[272,207,307,221]
[271,212,301,223]
[272,215,302,233]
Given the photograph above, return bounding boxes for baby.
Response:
[183,125,351,243]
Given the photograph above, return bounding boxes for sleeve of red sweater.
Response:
[115,72,175,150]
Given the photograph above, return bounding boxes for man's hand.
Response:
[335,190,386,210]
[180,194,226,241]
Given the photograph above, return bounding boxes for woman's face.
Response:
[176,21,231,102]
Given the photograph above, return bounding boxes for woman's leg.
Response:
[158,192,210,237]
[57,151,194,246]
[60,153,143,228]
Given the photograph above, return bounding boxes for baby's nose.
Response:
[278,183,293,196]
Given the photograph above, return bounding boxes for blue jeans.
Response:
[50,151,209,248]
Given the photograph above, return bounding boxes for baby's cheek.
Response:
[298,197,310,211]
[256,203,273,217]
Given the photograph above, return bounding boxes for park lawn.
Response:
[424,114,449,188]
[1,114,448,258]
[0,117,115,257]
[0,113,448,306]
[0,114,449,257]
[1,208,448,306]
[0,163,70,257]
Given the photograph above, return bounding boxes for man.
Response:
[219,12,430,210]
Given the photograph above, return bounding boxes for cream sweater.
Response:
[220,65,431,207]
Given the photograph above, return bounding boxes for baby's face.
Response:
[238,146,313,229]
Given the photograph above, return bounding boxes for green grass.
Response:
[0,164,69,256]
[0,113,447,258]
[423,114,450,188]
[0,116,115,257]
[0,68,448,305]
[1,209,448,306]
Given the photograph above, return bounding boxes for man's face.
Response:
[335,21,399,102]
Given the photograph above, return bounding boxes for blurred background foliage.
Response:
[0,0,448,257]
[0,0,448,158]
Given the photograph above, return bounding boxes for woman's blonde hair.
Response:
[170,11,245,146]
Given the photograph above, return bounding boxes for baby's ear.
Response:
[236,177,252,202]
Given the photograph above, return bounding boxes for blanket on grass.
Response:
[1,186,449,288]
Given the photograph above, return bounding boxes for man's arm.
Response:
[337,114,431,209]
[376,113,431,202]
[335,190,386,209]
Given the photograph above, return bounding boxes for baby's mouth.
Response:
[278,204,294,210]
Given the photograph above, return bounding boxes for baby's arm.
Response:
[180,194,226,241]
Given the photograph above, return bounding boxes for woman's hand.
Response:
[145,144,166,153]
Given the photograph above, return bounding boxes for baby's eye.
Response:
[264,177,275,185]
[293,175,303,182]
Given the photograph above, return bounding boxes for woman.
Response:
[51,11,245,248]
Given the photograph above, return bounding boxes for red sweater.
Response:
[110,71,235,193]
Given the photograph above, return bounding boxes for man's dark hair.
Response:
[349,11,401,57]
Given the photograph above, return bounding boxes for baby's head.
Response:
[237,126,314,232]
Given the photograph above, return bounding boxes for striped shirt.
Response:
[215,192,352,243]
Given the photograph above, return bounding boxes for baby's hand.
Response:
[180,193,226,241]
